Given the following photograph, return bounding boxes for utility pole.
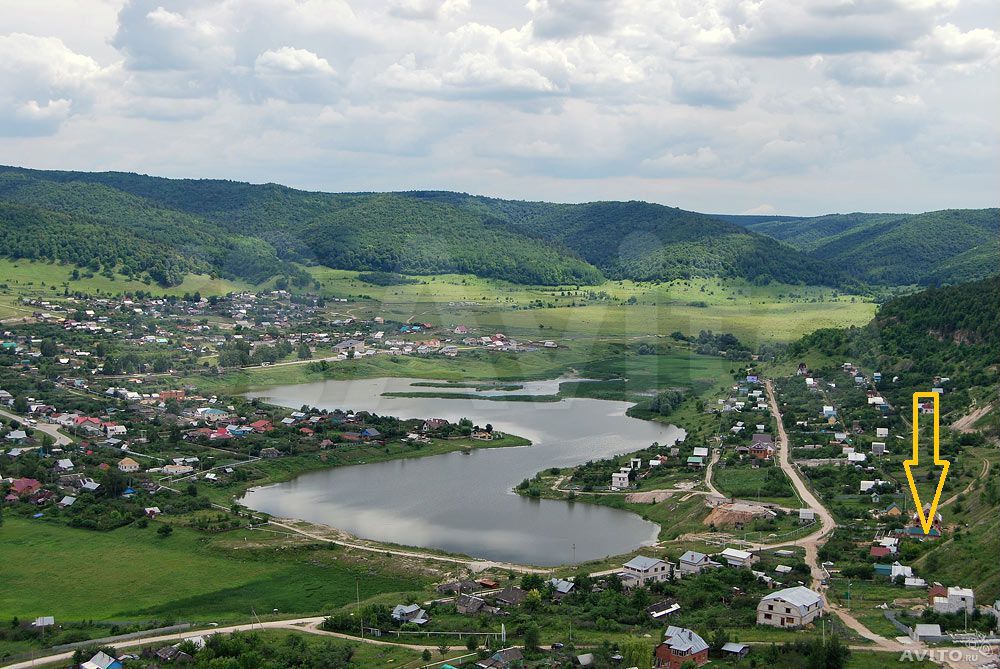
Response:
[357,577,363,640]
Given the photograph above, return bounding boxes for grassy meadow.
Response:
[310,269,876,346]
[0,517,427,622]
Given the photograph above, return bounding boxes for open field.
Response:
[0,259,247,299]
[0,518,427,623]
[184,341,734,399]
[712,463,803,507]
[311,269,877,345]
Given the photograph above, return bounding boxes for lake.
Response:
[241,377,683,566]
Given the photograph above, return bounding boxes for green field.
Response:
[712,463,803,507]
[0,518,426,622]
[0,259,249,320]
[312,269,876,345]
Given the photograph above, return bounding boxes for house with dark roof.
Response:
[654,626,709,668]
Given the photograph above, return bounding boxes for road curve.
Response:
[757,380,911,653]
[0,408,73,446]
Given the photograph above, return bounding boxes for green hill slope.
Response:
[402,192,850,286]
[723,209,999,285]
[1,165,989,289]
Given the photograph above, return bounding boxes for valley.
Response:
[0,169,996,669]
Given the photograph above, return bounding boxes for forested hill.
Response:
[0,165,991,289]
[0,165,852,289]
[401,192,847,286]
[789,276,999,416]
[720,209,999,286]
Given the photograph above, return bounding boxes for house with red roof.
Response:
[10,477,42,496]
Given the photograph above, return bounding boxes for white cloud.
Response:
[389,0,470,21]
[822,53,924,86]
[255,47,335,76]
[0,33,111,136]
[917,23,1000,67]
[0,0,996,213]
[670,61,752,108]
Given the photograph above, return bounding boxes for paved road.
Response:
[0,408,72,446]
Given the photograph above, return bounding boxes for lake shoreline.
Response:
[239,375,678,566]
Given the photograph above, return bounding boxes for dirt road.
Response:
[760,380,912,653]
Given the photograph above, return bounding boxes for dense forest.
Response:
[723,209,999,286]
[0,165,994,289]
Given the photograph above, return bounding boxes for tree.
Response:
[522,624,540,653]
[466,636,478,651]
[437,643,449,656]
[157,524,173,538]
[710,628,730,653]
[621,640,652,669]
[297,342,313,359]
[524,590,543,612]
[421,650,431,662]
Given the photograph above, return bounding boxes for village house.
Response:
[611,471,630,490]
[118,457,141,473]
[475,648,523,669]
[719,547,755,568]
[654,626,709,669]
[456,594,501,616]
[749,433,774,459]
[756,586,823,628]
[391,603,429,625]
[548,578,575,598]
[622,555,673,587]
[677,550,720,576]
[933,586,975,614]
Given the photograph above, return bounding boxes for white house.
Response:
[934,587,975,614]
[719,548,755,568]
[912,624,943,642]
[622,555,672,587]
[611,472,630,490]
[756,586,824,628]
[876,428,889,438]
[678,551,721,576]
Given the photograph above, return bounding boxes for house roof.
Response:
[762,586,822,613]
[81,651,119,669]
[663,626,709,654]
[624,555,665,571]
[646,600,681,618]
[679,550,709,564]
[549,578,574,594]
[720,548,752,561]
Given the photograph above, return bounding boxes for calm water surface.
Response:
[241,377,683,565]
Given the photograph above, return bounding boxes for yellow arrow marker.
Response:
[903,392,949,535]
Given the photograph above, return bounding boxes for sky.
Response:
[0,0,997,215]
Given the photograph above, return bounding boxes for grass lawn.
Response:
[0,518,427,622]
[712,463,802,507]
